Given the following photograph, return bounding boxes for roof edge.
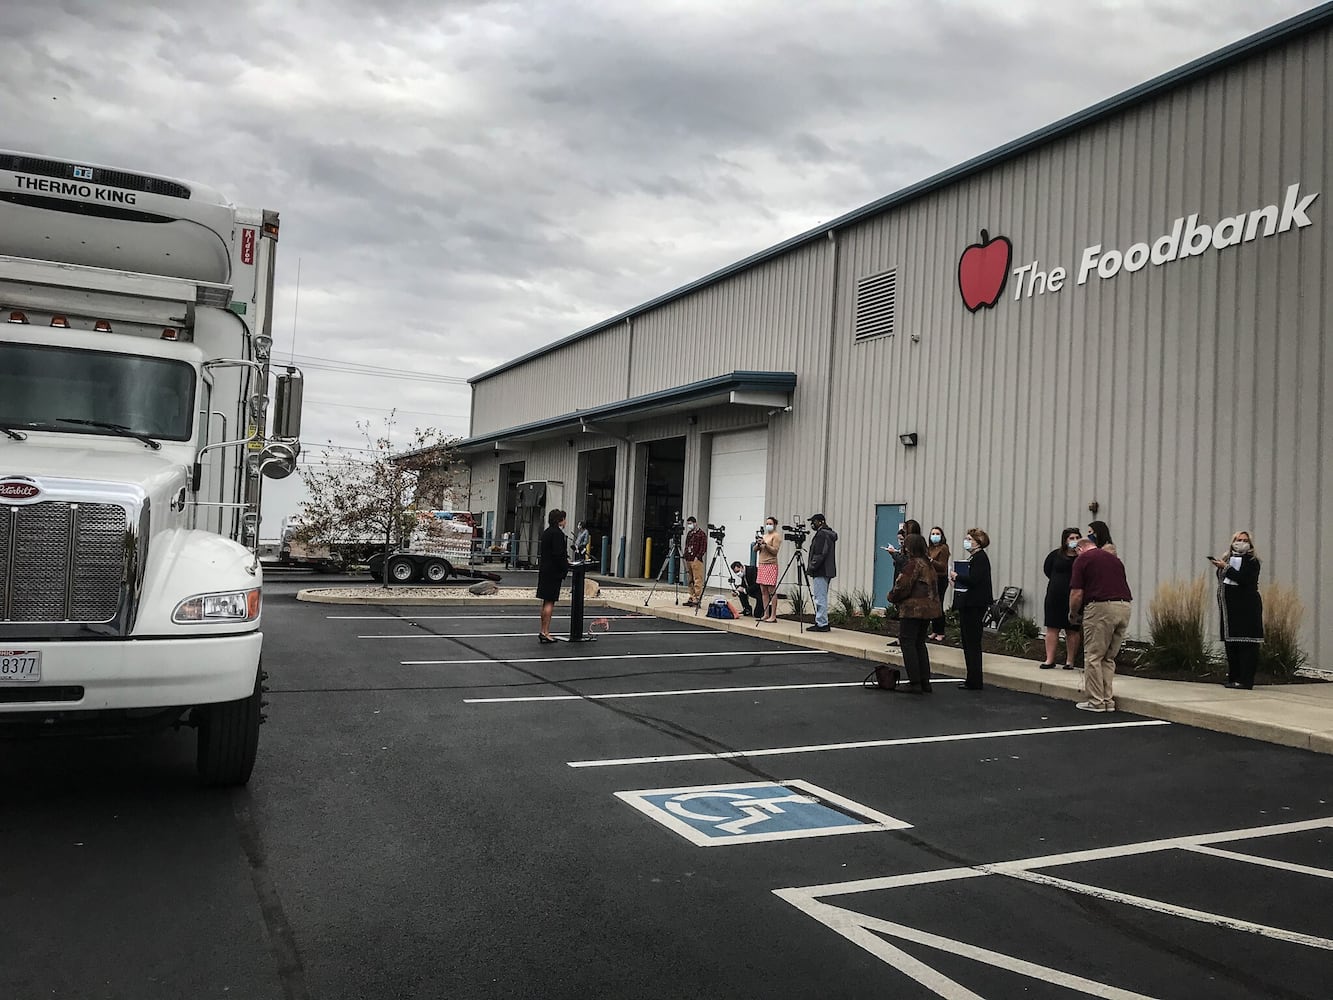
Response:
[470,2,1333,386]
[457,370,797,450]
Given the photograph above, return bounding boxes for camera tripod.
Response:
[694,533,739,617]
[773,538,811,634]
[644,530,685,607]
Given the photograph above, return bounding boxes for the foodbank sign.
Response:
[959,182,1319,309]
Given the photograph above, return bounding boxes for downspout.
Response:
[819,229,841,511]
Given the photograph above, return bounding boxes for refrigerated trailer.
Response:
[0,150,303,785]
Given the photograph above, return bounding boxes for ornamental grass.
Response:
[1144,575,1215,674]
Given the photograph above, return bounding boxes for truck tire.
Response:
[196,666,262,787]
[424,558,451,583]
[387,555,417,583]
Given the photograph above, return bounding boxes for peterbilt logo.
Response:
[0,480,41,501]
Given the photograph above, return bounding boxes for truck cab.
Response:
[0,150,301,785]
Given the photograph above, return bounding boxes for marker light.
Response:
[7,311,28,324]
[94,319,113,332]
[161,328,179,341]
[50,315,70,328]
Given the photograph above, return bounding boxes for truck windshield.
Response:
[0,342,196,443]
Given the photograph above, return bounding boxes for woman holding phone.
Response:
[1209,530,1263,689]
[754,516,782,623]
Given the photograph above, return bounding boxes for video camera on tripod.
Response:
[666,513,685,542]
[706,523,726,542]
[781,516,809,547]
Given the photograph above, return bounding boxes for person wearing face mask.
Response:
[1210,531,1263,690]
[1041,527,1084,670]
[882,519,922,572]
[950,528,993,690]
[1087,520,1117,557]
[682,516,707,608]
[926,527,951,641]
[753,516,782,623]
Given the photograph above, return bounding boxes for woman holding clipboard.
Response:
[950,528,993,690]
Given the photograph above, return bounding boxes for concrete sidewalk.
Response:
[606,593,1333,756]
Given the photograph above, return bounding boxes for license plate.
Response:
[0,650,41,683]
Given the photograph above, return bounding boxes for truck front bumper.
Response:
[0,632,262,713]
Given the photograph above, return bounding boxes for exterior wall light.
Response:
[899,432,919,447]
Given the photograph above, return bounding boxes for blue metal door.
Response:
[873,503,907,610]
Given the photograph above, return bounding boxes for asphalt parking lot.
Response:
[3,584,1332,999]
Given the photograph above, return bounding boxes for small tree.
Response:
[296,415,459,588]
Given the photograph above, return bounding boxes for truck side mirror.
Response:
[273,368,303,440]
[259,442,298,481]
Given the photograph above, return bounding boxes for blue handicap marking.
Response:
[616,780,911,847]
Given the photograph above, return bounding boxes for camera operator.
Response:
[729,560,765,619]
[682,516,707,606]
[807,513,838,631]
[754,516,781,623]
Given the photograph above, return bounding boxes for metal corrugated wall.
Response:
[821,26,1330,662]
[471,323,631,434]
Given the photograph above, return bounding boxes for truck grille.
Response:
[2,502,127,624]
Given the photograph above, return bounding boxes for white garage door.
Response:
[706,428,768,589]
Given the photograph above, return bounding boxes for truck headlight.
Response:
[173,588,262,623]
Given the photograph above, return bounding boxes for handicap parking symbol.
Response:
[615,780,911,847]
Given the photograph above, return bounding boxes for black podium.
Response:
[555,562,598,643]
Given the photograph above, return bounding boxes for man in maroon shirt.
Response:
[683,516,707,607]
[1069,538,1133,712]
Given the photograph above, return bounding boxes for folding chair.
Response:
[982,586,1023,632]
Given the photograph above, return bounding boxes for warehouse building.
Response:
[457,5,1333,663]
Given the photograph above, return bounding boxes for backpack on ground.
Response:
[706,597,736,619]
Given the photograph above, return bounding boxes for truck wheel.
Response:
[196,667,262,787]
[387,555,417,583]
[424,559,451,583]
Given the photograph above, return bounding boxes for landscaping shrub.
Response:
[788,587,808,620]
[834,590,858,619]
[1258,583,1308,680]
[944,608,961,643]
[999,615,1040,655]
[829,607,850,628]
[853,588,876,618]
[1144,576,1214,673]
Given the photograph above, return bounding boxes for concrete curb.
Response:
[605,599,1333,756]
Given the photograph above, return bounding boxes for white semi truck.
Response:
[0,150,302,785]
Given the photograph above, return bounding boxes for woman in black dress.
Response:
[1210,530,1263,689]
[536,509,569,643]
[1041,527,1083,670]
[950,528,993,690]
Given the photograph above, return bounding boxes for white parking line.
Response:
[328,614,652,621]
[361,629,707,639]
[775,815,1333,998]
[402,650,830,666]
[566,720,1170,768]
[1001,867,1333,951]
[1180,844,1333,880]
[465,681,864,703]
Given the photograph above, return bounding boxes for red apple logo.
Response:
[958,229,1013,312]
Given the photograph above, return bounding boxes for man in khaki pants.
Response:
[682,517,707,607]
[1068,538,1133,712]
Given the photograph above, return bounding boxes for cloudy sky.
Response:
[1,0,1316,524]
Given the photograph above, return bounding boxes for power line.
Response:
[276,352,470,386]
[304,397,468,419]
